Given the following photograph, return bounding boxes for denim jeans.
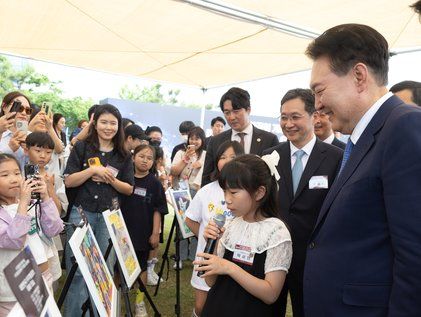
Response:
[63,207,115,317]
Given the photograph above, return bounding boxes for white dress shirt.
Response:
[350,92,393,145]
[231,123,253,154]
[290,135,317,170]
[323,133,335,144]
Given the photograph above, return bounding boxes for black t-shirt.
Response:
[64,141,134,212]
[121,173,168,251]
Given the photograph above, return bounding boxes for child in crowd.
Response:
[25,132,68,291]
[121,144,168,317]
[186,140,244,317]
[64,104,134,316]
[171,126,206,198]
[146,146,169,286]
[195,154,292,317]
[171,126,206,268]
[0,153,63,317]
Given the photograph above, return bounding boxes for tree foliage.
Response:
[119,83,180,105]
[0,55,92,130]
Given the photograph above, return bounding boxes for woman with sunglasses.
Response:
[0,91,33,167]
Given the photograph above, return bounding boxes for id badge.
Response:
[309,175,328,189]
[232,244,255,266]
[106,165,119,177]
[134,187,147,197]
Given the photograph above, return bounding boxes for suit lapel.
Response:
[313,95,402,231]
[250,125,262,154]
[292,140,326,202]
[277,142,294,202]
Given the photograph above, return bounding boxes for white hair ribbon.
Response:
[261,150,280,181]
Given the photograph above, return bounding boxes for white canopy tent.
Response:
[0,0,419,88]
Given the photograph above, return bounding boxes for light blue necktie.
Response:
[292,150,305,195]
[339,139,354,175]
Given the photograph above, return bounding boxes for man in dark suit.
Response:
[304,24,421,317]
[263,88,343,317]
[313,110,346,149]
[205,116,226,148]
[389,80,421,107]
[201,87,279,186]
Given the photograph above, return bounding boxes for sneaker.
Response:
[152,270,164,283]
[173,260,183,270]
[135,301,148,317]
[146,271,158,286]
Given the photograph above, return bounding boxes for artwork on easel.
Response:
[168,188,195,239]
[4,246,62,317]
[103,207,141,288]
[68,224,117,317]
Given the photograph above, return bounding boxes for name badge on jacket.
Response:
[309,175,328,189]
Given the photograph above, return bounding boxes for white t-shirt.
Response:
[185,181,234,291]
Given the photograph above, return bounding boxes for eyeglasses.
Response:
[279,114,305,123]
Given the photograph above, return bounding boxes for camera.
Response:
[24,164,41,200]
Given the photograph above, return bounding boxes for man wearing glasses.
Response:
[263,88,343,317]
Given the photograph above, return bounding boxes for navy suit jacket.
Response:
[201,125,279,186]
[304,95,421,317]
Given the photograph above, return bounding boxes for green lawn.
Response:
[58,206,292,316]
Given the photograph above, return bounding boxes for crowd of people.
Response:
[1,10,421,317]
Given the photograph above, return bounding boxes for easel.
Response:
[154,215,182,317]
[59,214,161,316]
[102,239,161,317]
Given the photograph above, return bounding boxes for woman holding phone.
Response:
[63,104,134,316]
[171,126,206,198]
[0,91,33,167]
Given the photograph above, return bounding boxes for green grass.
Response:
[57,206,292,316]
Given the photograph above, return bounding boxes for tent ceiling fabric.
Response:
[0,0,419,88]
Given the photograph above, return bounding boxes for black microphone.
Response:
[197,213,226,277]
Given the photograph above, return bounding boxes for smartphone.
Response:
[40,102,53,115]
[16,120,28,132]
[88,157,102,167]
[24,164,40,200]
[9,100,22,118]
[187,145,195,150]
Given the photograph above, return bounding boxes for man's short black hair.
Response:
[281,88,315,115]
[179,121,195,134]
[145,126,163,135]
[306,24,389,86]
[26,132,55,150]
[219,87,251,112]
[211,116,226,127]
[390,80,421,106]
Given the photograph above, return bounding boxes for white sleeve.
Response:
[264,240,292,274]
[192,151,206,187]
[185,189,204,223]
[172,150,184,167]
